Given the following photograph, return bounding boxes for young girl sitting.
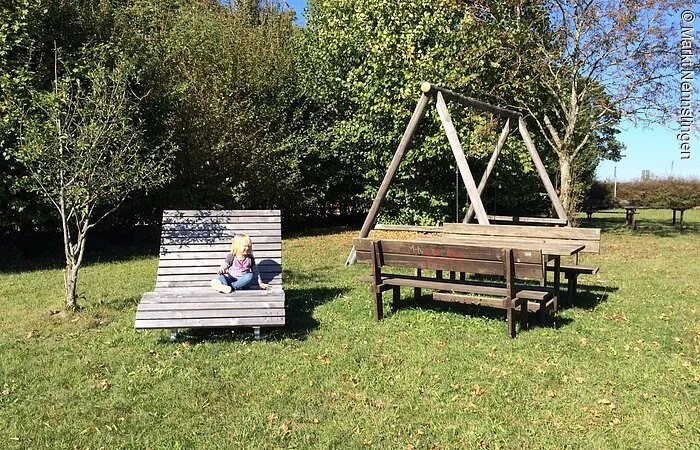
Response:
[211,233,269,293]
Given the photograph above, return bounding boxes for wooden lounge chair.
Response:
[135,210,285,340]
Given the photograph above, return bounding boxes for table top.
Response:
[414,235,585,257]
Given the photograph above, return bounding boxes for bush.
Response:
[616,177,700,208]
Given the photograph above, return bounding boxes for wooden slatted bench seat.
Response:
[135,210,285,340]
[354,238,558,338]
[442,223,601,303]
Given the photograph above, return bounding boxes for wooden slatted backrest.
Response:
[156,210,282,291]
[353,238,544,280]
[442,223,601,254]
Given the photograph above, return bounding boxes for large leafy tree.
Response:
[504,0,691,216]
[16,46,172,309]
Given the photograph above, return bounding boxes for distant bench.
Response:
[354,238,559,338]
[135,210,285,340]
[440,223,601,304]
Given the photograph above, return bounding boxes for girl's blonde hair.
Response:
[230,233,254,256]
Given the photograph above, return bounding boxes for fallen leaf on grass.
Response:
[610,418,621,426]
[471,384,485,396]
[598,398,612,405]
[546,390,556,398]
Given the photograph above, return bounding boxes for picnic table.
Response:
[624,206,690,229]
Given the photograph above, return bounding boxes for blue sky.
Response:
[286,1,698,182]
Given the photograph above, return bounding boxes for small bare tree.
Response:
[508,0,692,215]
[17,44,171,309]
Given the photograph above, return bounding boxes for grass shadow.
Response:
[169,286,345,344]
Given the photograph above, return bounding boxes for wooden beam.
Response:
[374,224,443,233]
[518,117,568,222]
[346,92,431,265]
[465,118,511,223]
[435,92,490,225]
[421,82,522,120]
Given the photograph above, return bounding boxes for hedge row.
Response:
[588,177,700,209]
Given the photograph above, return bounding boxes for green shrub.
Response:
[616,177,700,208]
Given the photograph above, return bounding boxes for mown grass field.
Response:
[1,209,698,449]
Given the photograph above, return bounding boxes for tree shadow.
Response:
[165,286,345,344]
[0,227,161,274]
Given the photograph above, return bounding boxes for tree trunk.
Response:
[558,156,573,219]
[64,260,79,310]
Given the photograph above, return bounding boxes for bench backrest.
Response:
[353,238,544,280]
[442,223,601,254]
[156,210,282,291]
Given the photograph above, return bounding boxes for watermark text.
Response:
[678,10,695,160]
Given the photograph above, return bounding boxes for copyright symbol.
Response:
[681,10,695,23]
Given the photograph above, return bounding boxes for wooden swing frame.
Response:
[346,82,567,265]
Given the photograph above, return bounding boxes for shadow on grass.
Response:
[170,286,346,344]
[391,295,573,331]
[566,284,617,310]
[0,227,161,274]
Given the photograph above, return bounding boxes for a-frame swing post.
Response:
[465,118,511,223]
[345,92,430,265]
[435,92,489,225]
[517,117,568,222]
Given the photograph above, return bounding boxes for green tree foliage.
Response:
[0,0,47,230]
[116,0,302,218]
[617,177,700,209]
[301,0,558,225]
[15,45,172,309]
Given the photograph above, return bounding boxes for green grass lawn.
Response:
[1,210,698,449]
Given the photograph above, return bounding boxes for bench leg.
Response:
[567,273,578,305]
[414,268,422,299]
[506,301,516,338]
[170,328,179,342]
[391,287,400,311]
[253,327,261,340]
[519,300,528,331]
[374,290,384,321]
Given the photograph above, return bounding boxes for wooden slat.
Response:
[373,275,552,300]
[153,282,282,291]
[163,210,280,218]
[356,251,543,279]
[138,302,284,311]
[141,290,283,300]
[135,316,285,329]
[443,222,600,240]
[430,234,593,255]
[374,224,444,233]
[162,222,281,232]
[484,215,569,226]
[137,309,284,320]
[353,238,505,260]
[158,255,281,267]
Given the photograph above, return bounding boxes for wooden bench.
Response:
[354,238,558,338]
[441,223,600,304]
[135,210,285,340]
